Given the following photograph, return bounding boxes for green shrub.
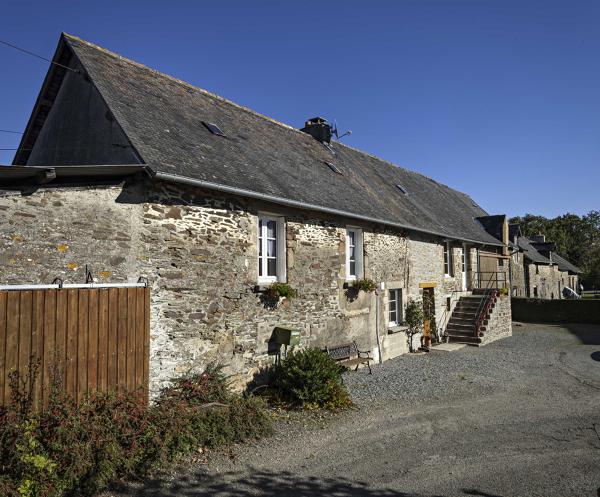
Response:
[404,299,424,352]
[0,364,272,497]
[266,282,298,300]
[354,278,377,293]
[269,348,352,409]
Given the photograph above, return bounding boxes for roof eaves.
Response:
[0,164,147,186]
[151,169,504,247]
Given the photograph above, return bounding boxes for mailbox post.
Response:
[271,326,300,362]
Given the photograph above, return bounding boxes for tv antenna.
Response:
[332,119,352,141]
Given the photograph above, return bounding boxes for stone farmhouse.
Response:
[0,34,513,392]
[508,226,580,299]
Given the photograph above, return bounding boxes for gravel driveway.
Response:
[106,323,600,497]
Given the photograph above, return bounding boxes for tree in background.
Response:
[509,210,600,288]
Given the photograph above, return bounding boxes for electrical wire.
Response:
[0,38,78,73]
[0,129,23,134]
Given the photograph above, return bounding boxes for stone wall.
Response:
[481,295,512,344]
[510,251,526,297]
[527,263,566,300]
[0,179,500,393]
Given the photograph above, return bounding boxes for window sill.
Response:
[388,325,408,335]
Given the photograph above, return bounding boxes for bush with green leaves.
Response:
[404,298,424,352]
[0,364,272,497]
[354,278,377,293]
[269,348,352,409]
[266,282,298,300]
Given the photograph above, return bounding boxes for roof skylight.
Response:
[396,184,407,194]
[325,161,342,174]
[202,121,225,136]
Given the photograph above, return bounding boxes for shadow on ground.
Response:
[562,324,600,345]
[108,469,504,497]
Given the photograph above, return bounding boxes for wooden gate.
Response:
[0,285,150,409]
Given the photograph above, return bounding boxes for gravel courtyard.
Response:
[108,323,600,497]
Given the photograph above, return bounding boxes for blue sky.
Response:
[1,0,598,218]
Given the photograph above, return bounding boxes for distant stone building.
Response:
[0,34,513,392]
[508,231,580,300]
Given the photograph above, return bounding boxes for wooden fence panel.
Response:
[5,292,19,405]
[31,291,44,408]
[0,287,149,409]
[0,292,7,405]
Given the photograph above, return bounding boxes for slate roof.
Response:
[550,253,581,274]
[15,33,503,246]
[517,237,551,265]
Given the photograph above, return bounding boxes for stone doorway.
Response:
[421,285,436,346]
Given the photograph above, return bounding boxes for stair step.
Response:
[448,315,475,326]
[448,335,482,345]
[446,329,481,337]
[452,310,477,317]
[447,322,475,331]
[455,302,480,308]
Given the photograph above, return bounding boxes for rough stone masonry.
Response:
[0,179,512,393]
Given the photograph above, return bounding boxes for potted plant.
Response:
[266,282,298,301]
[354,278,377,293]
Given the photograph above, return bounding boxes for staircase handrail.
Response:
[473,289,498,336]
[437,289,466,341]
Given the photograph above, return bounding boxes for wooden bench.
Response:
[325,341,373,374]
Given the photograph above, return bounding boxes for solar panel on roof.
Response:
[325,161,342,174]
[202,121,225,136]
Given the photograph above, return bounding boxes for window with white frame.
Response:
[443,242,453,276]
[388,288,403,326]
[258,215,286,284]
[346,228,363,280]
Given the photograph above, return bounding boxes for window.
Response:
[258,215,286,284]
[325,161,342,174]
[535,265,539,275]
[499,258,504,268]
[346,228,363,280]
[388,289,403,326]
[443,242,453,276]
[533,286,538,297]
[202,121,225,136]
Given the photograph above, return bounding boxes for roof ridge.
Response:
[62,33,306,136]
[61,33,474,201]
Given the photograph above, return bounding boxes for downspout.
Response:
[375,286,383,364]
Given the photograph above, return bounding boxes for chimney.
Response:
[301,117,332,143]
[530,234,545,243]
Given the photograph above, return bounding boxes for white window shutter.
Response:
[276,217,287,282]
[357,229,364,278]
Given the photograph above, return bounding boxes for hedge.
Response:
[512,298,600,324]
